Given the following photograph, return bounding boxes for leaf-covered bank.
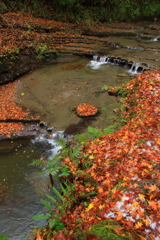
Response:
[1,10,160,85]
[31,71,160,240]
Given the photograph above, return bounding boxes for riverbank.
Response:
[32,70,160,240]
[1,11,160,85]
[0,10,160,140]
[0,10,160,240]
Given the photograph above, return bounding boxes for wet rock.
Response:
[75,103,99,118]
[39,122,47,127]
[137,66,143,72]
[119,59,128,67]
[64,118,96,136]
[83,29,137,37]
[46,127,57,132]
[0,124,39,141]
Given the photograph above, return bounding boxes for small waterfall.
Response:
[31,130,64,159]
[93,55,99,61]
[99,56,107,62]
[106,57,110,63]
[89,55,145,73]
[128,62,143,75]
[151,36,160,42]
[88,55,108,69]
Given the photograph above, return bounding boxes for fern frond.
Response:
[29,159,43,166]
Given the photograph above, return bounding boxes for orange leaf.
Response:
[148,200,158,211]
[135,221,143,229]
[36,230,43,240]
[116,211,123,221]
[138,194,145,201]
[148,184,157,192]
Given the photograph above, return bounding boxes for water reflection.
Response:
[0,134,62,239]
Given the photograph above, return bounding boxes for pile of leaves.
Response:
[0,82,30,138]
[34,71,160,240]
[76,103,99,117]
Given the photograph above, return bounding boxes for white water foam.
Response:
[31,131,64,159]
[87,60,107,70]
[127,62,143,75]
[150,36,159,42]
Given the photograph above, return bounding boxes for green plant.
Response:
[100,102,117,111]
[114,87,128,98]
[36,43,48,60]
[30,156,71,180]
[32,186,65,230]
[0,235,8,240]
[87,124,115,138]
[102,85,112,91]
[76,220,134,240]
[108,114,127,130]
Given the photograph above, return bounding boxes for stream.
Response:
[0,20,160,239]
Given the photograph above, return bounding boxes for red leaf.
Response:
[54,231,66,240]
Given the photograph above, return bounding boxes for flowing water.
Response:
[0,23,160,239]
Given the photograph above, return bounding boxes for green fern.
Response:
[100,102,117,110]
[88,124,115,138]
[29,158,44,166]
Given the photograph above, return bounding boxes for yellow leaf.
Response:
[142,217,150,226]
[133,201,139,209]
[86,203,94,212]
[138,194,145,201]
[149,184,157,192]
[135,221,143,229]
[21,93,25,96]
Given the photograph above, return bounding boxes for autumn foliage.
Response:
[76,103,99,117]
[0,82,30,138]
[35,71,160,240]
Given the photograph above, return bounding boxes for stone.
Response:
[75,103,99,117]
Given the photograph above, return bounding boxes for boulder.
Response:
[75,103,99,117]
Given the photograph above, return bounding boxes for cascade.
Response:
[128,62,143,75]
[91,55,146,74]
[99,56,107,62]
[31,130,64,159]
[93,55,99,61]
[151,36,160,41]
[106,57,110,63]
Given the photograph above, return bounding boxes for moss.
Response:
[76,220,135,240]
